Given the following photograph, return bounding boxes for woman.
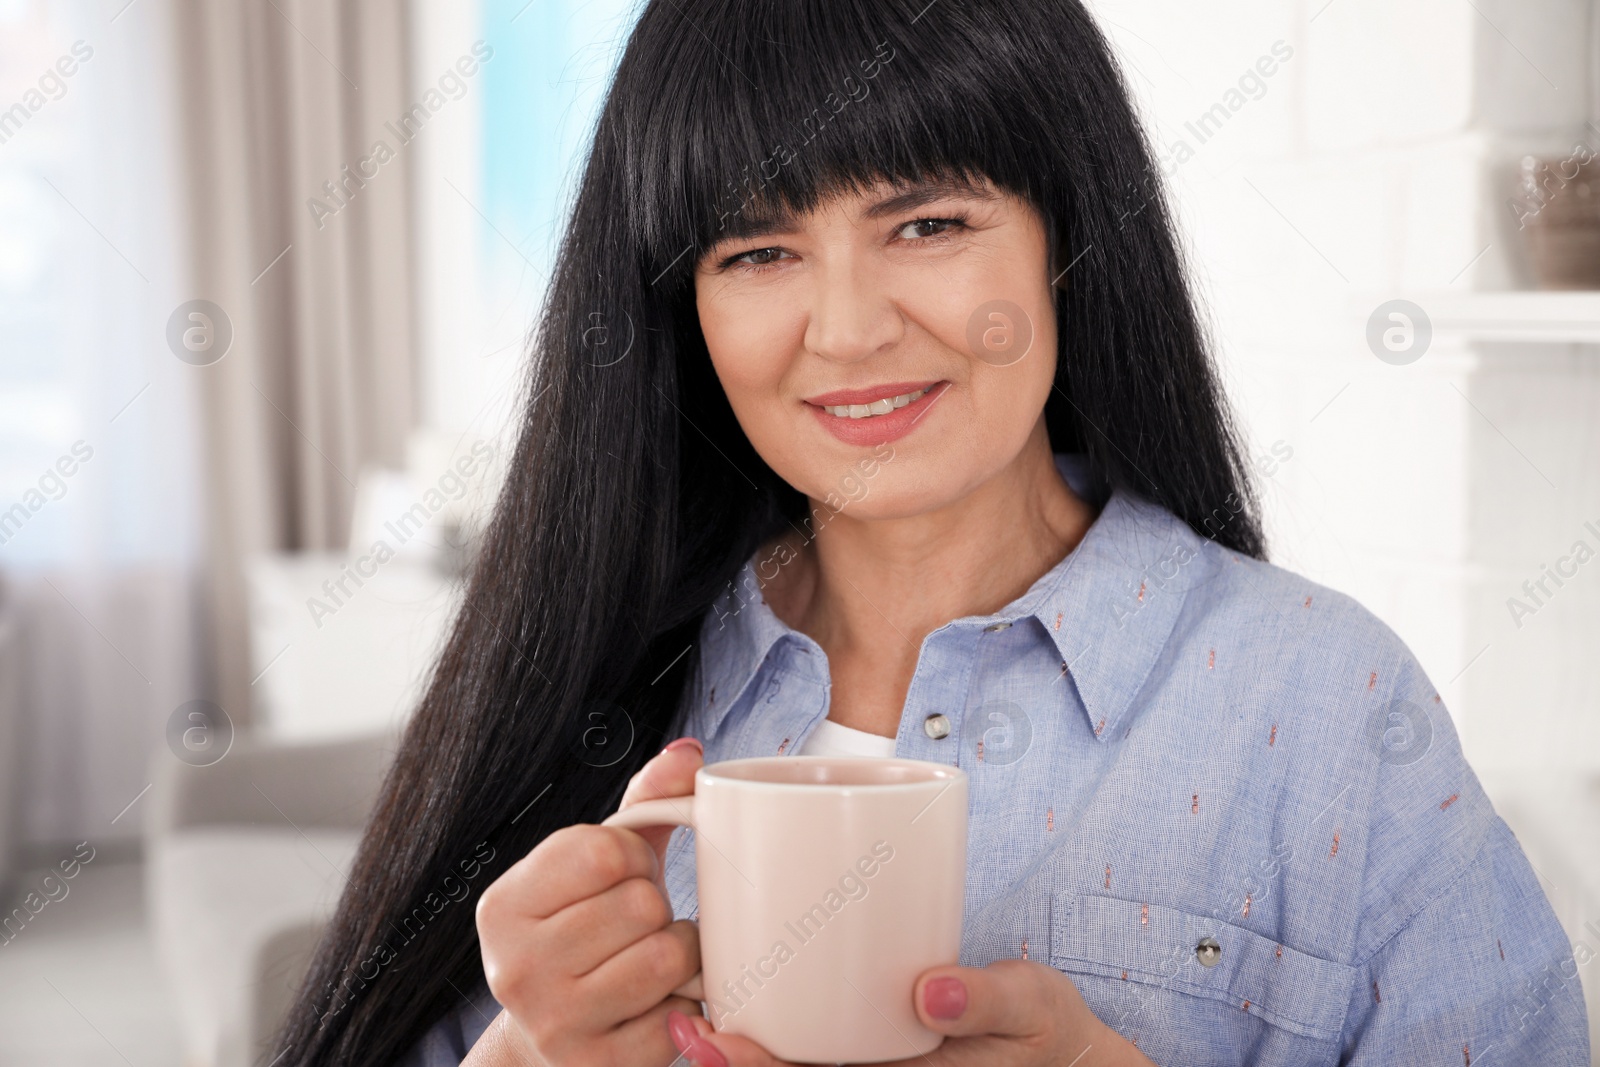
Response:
[275,1,1590,1065]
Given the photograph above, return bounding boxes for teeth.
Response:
[823,386,930,419]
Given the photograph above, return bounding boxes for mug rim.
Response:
[698,754,966,792]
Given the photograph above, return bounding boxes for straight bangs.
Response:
[609,0,1085,285]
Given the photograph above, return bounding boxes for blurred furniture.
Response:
[1357,290,1600,343]
[146,453,476,1064]
[246,552,461,741]
[244,445,489,742]
[1518,156,1600,289]
[0,579,21,892]
[146,731,393,1067]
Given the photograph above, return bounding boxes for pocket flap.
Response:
[1051,893,1357,1041]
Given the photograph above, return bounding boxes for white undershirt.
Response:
[795,718,899,758]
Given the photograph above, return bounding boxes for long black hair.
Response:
[275,0,1263,1062]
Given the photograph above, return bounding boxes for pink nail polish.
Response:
[666,1010,699,1052]
[923,976,968,1020]
[665,1009,727,1067]
[662,737,703,756]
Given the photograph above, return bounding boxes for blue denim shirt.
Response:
[403,455,1590,1066]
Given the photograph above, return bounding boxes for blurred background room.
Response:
[0,0,1596,1063]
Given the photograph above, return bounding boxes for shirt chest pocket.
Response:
[1050,893,1358,1045]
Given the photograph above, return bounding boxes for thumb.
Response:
[617,736,703,862]
[668,1011,798,1067]
[621,736,703,806]
[911,960,1056,1039]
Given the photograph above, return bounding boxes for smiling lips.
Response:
[818,385,933,419]
[803,380,949,446]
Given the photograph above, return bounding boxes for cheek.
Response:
[901,268,1057,427]
[964,313,1057,451]
[697,291,788,403]
[696,287,810,464]
[1000,307,1057,404]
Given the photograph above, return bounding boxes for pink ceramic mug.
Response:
[603,755,968,1064]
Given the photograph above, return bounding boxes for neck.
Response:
[765,421,1095,720]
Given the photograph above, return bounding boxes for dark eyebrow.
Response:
[706,176,1000,249]
[859,176,1000,220]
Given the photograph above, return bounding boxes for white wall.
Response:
[1089,0,1600,776]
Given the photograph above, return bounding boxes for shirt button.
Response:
[923,713,952,740]
[1196,936,1222,967]
[982,621,1012,632]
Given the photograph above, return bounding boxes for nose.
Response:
[803,257,903,365]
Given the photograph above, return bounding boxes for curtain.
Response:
[0,0,206,848]
[168,0,418,723]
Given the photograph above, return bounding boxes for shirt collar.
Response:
[689,454,1219,745]
[1008,478,1220,742]
[692,555,815,742]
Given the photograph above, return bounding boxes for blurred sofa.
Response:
[146,455,474,1066]
[145,730,393,1067]
[0,578,21,893]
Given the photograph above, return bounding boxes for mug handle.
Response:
[602,795,696,833]
[601,795,703,1001]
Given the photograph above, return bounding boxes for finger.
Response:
[536,875,674,975]
[912,960,1056,1039]
[669,1012,802,1067]
[589,996,703,1066]
[619,737,704,864]
[621,737,703,807]
[870,1036,1012,1067]
[620,736,703,808]
[574,918,701,1027]
[478,823,657,923]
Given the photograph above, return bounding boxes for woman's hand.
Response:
[664,959,1157,1067]
[463,738,707,1067]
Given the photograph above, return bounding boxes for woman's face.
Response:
[694,175,1058,520]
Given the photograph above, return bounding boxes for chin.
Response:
[797,459,977,524]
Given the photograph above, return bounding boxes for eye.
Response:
[895,216,967,241]
[721,246,793,271]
